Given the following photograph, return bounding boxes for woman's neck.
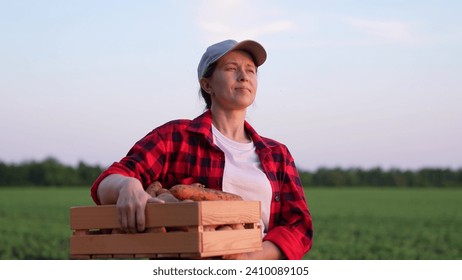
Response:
[211,108,251,143]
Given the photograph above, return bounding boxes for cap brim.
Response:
[229,40,267,67]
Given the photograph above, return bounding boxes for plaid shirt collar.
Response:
[186,110,273,156]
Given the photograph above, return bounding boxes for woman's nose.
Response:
[237,69,249,82]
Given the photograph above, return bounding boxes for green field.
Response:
[0,187,461,259]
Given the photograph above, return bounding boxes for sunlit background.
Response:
[1,0,461,171]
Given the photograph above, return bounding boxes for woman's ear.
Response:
[200,78,213,95]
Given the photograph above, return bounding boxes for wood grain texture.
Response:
[70,202,200,229]
[200,201,261,225]
[70,232,200,255]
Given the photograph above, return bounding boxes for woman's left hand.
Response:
[221,241,284,260]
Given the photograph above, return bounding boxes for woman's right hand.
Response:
[116,181,164,233]
[97,174,163,233]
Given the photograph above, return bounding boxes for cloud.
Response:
[195,0,297,41]
[344,17,416,44]
[198,19,296,40]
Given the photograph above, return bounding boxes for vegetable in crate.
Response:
[169,183,243,201]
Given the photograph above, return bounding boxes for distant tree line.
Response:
[0,157,104,187]
[0,157,461,187]
[299,167,462,187]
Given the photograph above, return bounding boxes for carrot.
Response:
[169,183,243,201]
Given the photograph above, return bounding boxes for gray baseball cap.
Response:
[197,39,267,80]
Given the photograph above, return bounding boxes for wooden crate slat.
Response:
[134,254,159,259]
[200,201,261,225]
[201,228,262,256]
[145,203,200,227]
[70,254,91,260]
[70,232,200,255]
[70,205,117,230]
[91,254,113,259]
[113,254,136,259]
[70,202,200,230]
[200,247,262,258]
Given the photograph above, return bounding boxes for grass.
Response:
[0,186,461,259]
[0,187,93,259]
[303,187,462,259]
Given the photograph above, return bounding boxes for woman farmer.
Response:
[91,39,313,259]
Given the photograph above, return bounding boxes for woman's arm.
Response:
[222,241,284,260]
[262,146,313,260]
[97,174,143,204]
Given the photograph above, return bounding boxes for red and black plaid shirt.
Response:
[91,110,313,259]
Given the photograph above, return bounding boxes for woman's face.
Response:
[202,50,258,112]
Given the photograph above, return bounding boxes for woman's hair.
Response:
[199,62,217,110]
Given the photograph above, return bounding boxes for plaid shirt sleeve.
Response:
[260,143,313,260]
[245,121,313,260]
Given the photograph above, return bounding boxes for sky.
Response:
[0,0,461,171]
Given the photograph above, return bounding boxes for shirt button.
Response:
[274,195,280,202]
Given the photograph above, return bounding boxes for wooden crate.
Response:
[70,201,262,259]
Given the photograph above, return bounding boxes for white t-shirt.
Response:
[212,125,272,235]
